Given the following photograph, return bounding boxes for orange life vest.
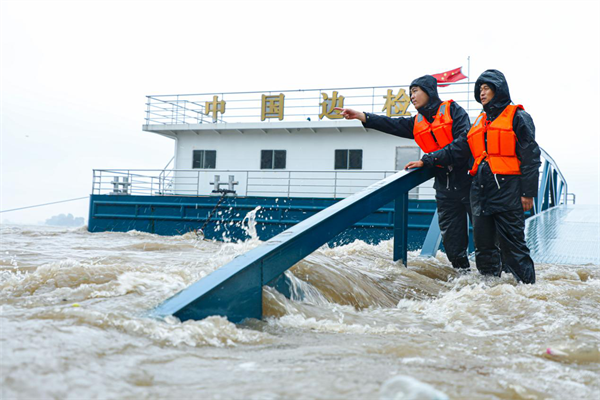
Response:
[467,105,523,176]
[413,100,454,153]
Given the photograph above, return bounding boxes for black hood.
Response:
[475,69,512,118]
[410,75,442,120]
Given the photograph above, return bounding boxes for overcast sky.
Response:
[2,0,599,225]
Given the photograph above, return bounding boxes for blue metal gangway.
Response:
[152,167,434,323]
[526,204,599,265]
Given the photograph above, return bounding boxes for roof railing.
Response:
[144,82,482,126]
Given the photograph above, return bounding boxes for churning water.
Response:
[1,221,599,399]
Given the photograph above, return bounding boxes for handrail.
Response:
[146,82,470,98]
[151,167,434,323]
[91,168,436,199]
[537,147,569,211]
[158,157,175,195]
[144,81,483,125]
[161,157,175,171]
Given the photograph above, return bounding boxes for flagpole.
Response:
[467,56,471,117]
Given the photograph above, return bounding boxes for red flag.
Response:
[432,67,467,87]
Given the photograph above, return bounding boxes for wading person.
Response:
[335,75,472,270]
[424,70,540,283]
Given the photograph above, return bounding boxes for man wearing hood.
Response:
[335,75,472,271]
[425,70,540,283]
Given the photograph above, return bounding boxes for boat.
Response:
[87,81,570,252]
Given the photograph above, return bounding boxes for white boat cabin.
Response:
[136,84,478,199]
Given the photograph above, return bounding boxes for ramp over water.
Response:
[526,204,600,265]
[152,168,434,322]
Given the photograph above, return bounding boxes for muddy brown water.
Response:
[1,224,598,399]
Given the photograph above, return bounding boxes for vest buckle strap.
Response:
[469,151,488,176]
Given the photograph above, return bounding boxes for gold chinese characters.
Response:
[382,89,411,117]
[203,89,412,122]
[261,94,285,121]
[319,91,345,120]
[205,96,226,122]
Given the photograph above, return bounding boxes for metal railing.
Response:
[535,147,574,212]
[92,168,435,199]
[144,82,482,125]
[157,157,175,194]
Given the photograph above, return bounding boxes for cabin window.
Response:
[192,150,216,169]
[261,150,286,169]
[335,149,362,170]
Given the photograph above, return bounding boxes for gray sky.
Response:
[2,0,599,224]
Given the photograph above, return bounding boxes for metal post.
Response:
[123,176,130,195]
[552,170,558,207]
[197,171,201,196]
[557,180,564,205]
[543,175,551,211]
[146,96,151,125]
[467,56,471,116]
[371,87,375,113]
[287,171,291,197]
[333,171,338,199]
[159,171,163,195]
[537,160,550,212]
[420,209,441,257]
[393,192,409,266]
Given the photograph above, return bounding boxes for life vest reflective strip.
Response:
[467,105,523,176]
[413,100,455,153]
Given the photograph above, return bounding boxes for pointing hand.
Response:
[334,107,366,123]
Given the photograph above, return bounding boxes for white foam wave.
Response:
[29,306,271,348]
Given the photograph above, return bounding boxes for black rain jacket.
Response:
[363,75,472,198]
[423,70,541,215]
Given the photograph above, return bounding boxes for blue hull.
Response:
[88,195,437,250]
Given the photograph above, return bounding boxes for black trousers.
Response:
[472,209,535,284]
[437,194,472,269]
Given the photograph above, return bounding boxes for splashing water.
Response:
[241,205,261,241]
[1,222,599,399]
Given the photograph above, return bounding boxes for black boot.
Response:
[451,257,471,270]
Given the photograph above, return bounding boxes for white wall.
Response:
[165,127,435,198]
[175,128,416,171]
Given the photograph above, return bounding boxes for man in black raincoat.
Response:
[425,70,540,283]
[336,75,472,270]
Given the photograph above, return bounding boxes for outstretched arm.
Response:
[335,107,414,139]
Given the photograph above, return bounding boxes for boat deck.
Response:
[526,204,600,265]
